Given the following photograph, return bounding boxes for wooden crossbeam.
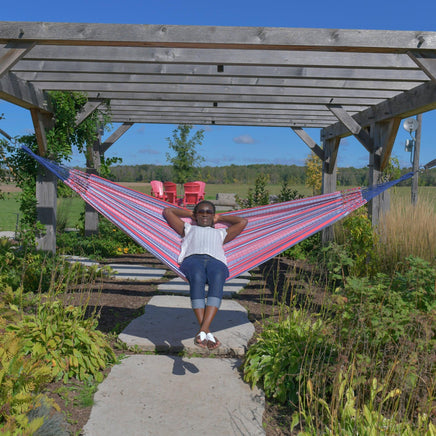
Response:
[0,42,35,77]
[290,127,325,161]
[327,104,373,152]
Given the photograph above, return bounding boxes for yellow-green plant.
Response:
[0,317,54,434]
[305,152,322,195]
[293,368,436,435]
[6,300,116,383]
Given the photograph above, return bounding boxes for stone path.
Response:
[64,256,265,435]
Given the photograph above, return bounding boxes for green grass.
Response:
[0,193,21,232]
[0,194,84,231]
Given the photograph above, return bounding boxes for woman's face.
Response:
[194,203,215,227]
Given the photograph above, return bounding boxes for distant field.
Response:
[1,183,435,231]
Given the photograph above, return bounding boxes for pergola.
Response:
[1,21,436,251]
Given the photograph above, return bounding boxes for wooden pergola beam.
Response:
[0,41,35,77]
[0,71,52,113]
[1,22,436,53]
[322,81,436,140]
[101,122,133,153]
[407,51,436,81]
[75,99,103,126]
[327,104,373,152]
[290,127,325,160]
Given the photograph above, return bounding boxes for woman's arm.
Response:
[163,207,193,237]
[216,214,248,244]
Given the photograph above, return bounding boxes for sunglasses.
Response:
[196,209,214,215]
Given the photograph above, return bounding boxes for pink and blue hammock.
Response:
[22,145,425,281]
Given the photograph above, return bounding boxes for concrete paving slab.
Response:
[119,296,255,356]
[157,272,251,298]
[83,355,265,436]
[107,263,166,281]
[62,256,166,281]
[0,231,16,239]
[62,255,100,267]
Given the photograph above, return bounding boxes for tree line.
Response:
[110,163,436,187]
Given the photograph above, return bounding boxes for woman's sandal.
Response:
[206,332,221,350]
[194,331,208,349]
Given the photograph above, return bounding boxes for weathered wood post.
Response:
[31,108,57,253]
[321,137,339,244]
[368,119,400,226]
[411,114,422,206]
[84,123,102,236]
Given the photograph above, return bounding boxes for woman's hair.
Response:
[193,200,216,215]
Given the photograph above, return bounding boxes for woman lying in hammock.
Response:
[163,201,247,350]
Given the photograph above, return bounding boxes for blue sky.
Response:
[1,0,435,169]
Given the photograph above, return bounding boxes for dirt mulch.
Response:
[45,253,314,435]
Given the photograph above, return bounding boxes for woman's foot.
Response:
[206,332,221,350]
[194,331,208,349]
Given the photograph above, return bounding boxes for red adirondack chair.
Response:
[150,180,165,200]
[194,181,206,201]
[183,182,202,206]
[163,181,178,204]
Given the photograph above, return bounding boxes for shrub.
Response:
[330,258,436,415]
[57,217,145,258]
[6,300,116,383]
[294,367,436,435]
[243,309,337,405]
[333,256,435,350]
[236,173,270,208]
[281,233,321,262]
[0,316,55,434]
[332,207,379,277]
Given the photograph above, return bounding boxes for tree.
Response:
[165,125,204,184]
[305,152,322,195]
[1,91,112,242]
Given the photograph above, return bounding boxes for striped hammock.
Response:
[22,145,414,281]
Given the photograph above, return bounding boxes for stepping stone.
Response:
[118,295,255,356]
[82,355,265,436]
[157,272,251,298]
[0,231,16,239]
[107,264,166,281]
[62,256,166,281]
[62,255,100,268]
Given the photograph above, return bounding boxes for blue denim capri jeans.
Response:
[180,254,229,309]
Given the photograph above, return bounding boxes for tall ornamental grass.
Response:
[375,193,436,272]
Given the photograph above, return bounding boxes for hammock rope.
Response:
[22,145,416,281]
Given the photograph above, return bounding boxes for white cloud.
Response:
[233,134,256,144]
[137,147,160,155]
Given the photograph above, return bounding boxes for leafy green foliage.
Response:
[0,239,101,294]
[243,309,336,405]
[277,178,304,203]
[281,233,321,261]
[166,124,204,184]
[321,208,379,281]
[236,173,270,208]
[0,313,54,435]
[333,255,435,348]
[6,300,116,383]
[57,217,145,258]
[295,369,436,436]
[305,152,322,195]
[45,91,111,161]
[1,91,112,245]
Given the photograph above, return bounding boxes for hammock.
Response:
[22,145,416,281]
